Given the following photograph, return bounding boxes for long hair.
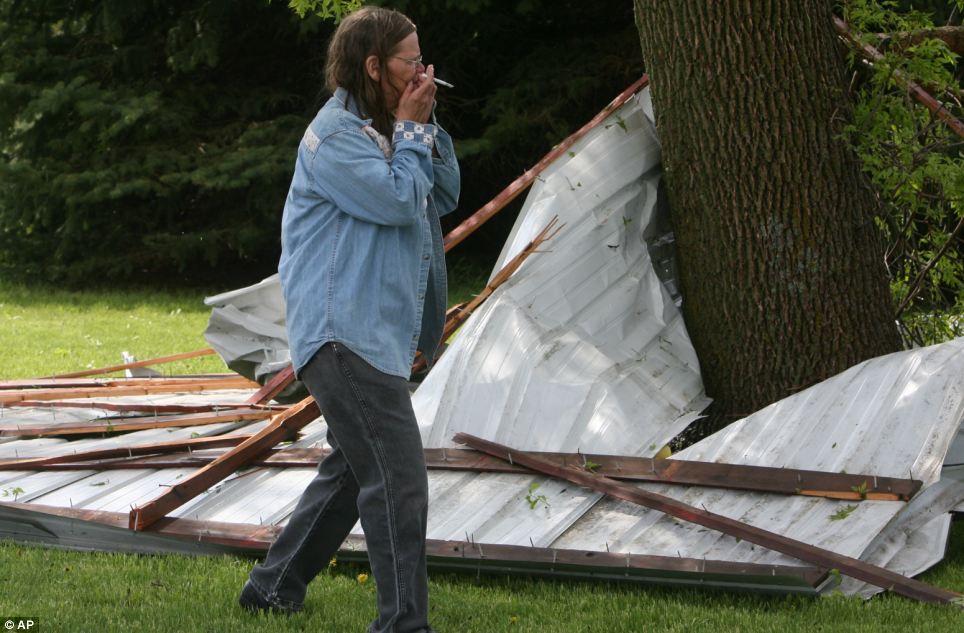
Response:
[325,7,416,136]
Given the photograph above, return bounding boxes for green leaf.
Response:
[829,505,858,521]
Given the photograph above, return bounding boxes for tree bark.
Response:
[633,1,902,424]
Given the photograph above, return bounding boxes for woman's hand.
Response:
[395,64,437,123]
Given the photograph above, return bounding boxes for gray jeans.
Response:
[247,342,432,633]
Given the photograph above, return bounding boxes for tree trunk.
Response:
[633,0,902,426]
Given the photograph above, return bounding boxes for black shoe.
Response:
[238,580,303,616]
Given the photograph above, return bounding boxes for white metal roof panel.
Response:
[552,337,964,596]
[413,88,708,457]
[2,83,963,600]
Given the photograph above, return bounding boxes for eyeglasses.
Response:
[391,55,424,67]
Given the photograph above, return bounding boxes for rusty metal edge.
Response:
[0,502,824,593]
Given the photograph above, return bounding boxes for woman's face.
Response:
[381,32,424,111]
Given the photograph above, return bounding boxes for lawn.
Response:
[0,279,962,632]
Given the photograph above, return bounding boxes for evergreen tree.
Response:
[0,0,641,283]
[0,0,331,283]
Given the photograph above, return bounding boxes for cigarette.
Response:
[433,77,454,88]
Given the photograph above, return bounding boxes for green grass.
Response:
[1,279,963,631]
[0,261,490,379]
[0,281,227,378]
[0,532,962,633]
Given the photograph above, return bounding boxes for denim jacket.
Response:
[279,88,460,378]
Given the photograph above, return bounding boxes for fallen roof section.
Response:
[413,87,707,456]
[453,433,960,606]
[550,337,964,600]
[0,502,824,594]
[0,79,963,606]
[1,335,961,601]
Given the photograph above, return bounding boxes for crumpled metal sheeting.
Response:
[416,297,704,456]
[683,340,964,485]
[0,405,113,453]
[203,274,291,382]
[1,79,961,600]
[491,90,659,275]
[172,468,317,526]
[167,86,707,555]
[0,406,97,431]
[554,486,903,565]
[160,417,603,547]
[204,275,287,323]
[839,465,964,598]
[413,89,709,457]
[552,338,964,596]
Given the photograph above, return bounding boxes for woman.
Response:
[239,7,459,633]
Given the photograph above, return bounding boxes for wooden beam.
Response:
[421,448,919,501]
[0,434,252,469]
[7,444,919,502]
[0,407,270,437]
[45,348,218,379]
[244,365,296,405]
[441,75,649,253]
[454,433,963,607]
[253,448,915,501]
[0,376,260,405]
[0,400,283,415]
[0,375,243,390]
[441,218,562,342]
[128,397,320,530]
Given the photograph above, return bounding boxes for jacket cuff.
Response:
[393,121,436,150]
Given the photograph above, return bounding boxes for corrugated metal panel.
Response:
[413,88,708,457]
[552,337,964,597]
[1,83,962,600]
[0,502,825,593]
[5,359,959,596]
[120,86,709,557]
[203,275,291,381]
[400,88,711,554]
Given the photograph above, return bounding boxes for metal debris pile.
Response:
[2,76,964,608]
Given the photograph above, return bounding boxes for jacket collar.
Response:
[333,87,368,120]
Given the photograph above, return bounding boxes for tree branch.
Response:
[834,17,964,140]
[895,213,964,318]
[877,26,964,57]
